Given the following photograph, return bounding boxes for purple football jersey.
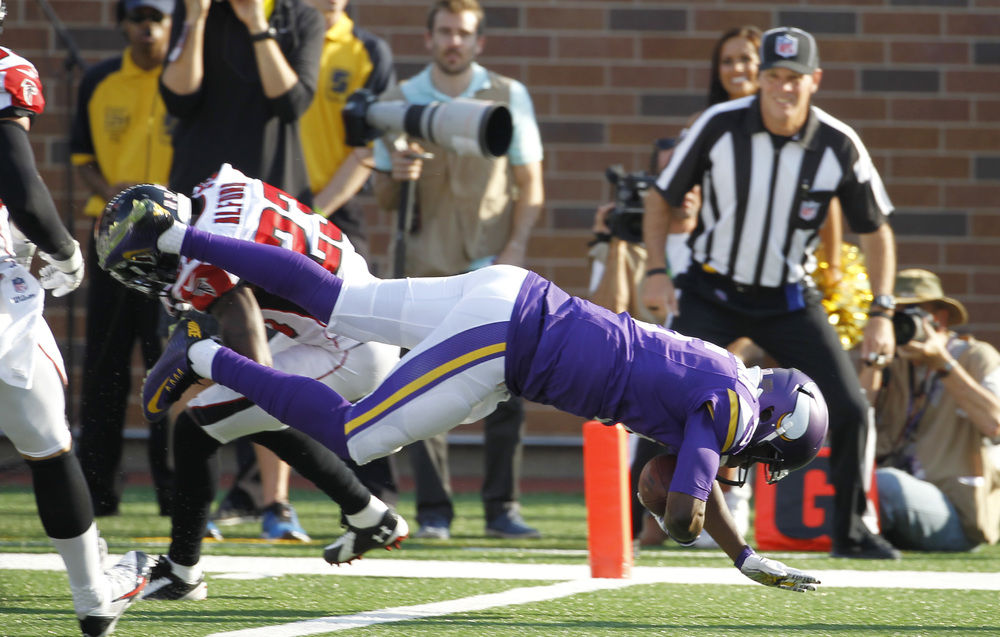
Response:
[506,272,761,499]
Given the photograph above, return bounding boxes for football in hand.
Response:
[637,454,677,517]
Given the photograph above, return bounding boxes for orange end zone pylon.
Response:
[583,420,632,578]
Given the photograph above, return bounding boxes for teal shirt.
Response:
[373,62,542,169]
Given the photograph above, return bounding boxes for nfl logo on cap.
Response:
[775,34,798,58]
[761,27,819,75]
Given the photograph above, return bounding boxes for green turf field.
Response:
[2,485,999,636]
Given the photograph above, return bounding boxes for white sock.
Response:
[164,555,203,584]
[188,338,222,378]
[345,495,389,528]
[51,523,105,616]
[156,222,186,254]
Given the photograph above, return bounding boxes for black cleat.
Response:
[141,556,208,601]
[323,510,409,565]
[832,530,901,560]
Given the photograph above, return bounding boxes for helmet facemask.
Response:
[97,184,190,298]
[720,368,829,487]
[718,443,785,487]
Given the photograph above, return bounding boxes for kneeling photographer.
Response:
[865,269,1000,551]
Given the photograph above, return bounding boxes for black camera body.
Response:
[605,166,655,244]
[892,306,936,345]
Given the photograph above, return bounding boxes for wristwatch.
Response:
[250,26,277,42]
[870,294,896,312]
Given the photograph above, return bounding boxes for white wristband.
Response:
[47,240,83,273]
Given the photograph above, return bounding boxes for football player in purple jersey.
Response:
[99,185,829,592]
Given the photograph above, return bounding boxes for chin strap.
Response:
[715,461,751,487]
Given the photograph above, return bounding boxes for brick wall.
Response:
[6,0,999,437]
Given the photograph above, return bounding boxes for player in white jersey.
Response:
[0,6,152,634]
[101,164,406,602]
[177,165,397,447]
[180,164,401,539]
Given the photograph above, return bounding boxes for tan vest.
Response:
[875,336,1000,545]
[376,73,515,276]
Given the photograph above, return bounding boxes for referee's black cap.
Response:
[760,27,819,75]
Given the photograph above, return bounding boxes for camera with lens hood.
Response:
[892,306,937,345]
[342,88,513,158]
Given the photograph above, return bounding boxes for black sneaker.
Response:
[831,530,901,560]
[323,510,409,565]
[141,556,207,601]
[213,484,261,526]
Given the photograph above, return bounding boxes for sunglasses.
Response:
[126,9,166,23]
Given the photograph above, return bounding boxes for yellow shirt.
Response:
[299,16,394,196]
[70,47,173,217]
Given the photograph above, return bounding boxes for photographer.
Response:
[864,269,1000,551]
[371,0,544,541]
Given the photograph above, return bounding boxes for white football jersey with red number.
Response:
[0,46,45,119]
[0,46,45,259]
[174,163,374,346]
[0,48,64,391]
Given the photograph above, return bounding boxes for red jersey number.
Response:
[255,184,343,273]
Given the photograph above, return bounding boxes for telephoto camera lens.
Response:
[891,307,929,346]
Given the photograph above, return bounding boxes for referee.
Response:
[643,27,900,559]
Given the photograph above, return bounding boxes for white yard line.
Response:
[205,578,634,637]
[4,552,999,637]
[3,552,998,591]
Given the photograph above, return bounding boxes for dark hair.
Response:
[426,0,485,35]
[707,26,762,107]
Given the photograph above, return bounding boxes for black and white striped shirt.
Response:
[655,95,893,288]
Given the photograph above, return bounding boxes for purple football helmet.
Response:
[731,367,829,485]
[96,183,191,297]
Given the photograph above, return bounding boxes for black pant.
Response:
[170,412,372,566]
[331,202,368,262]
[408,395,525,525]
[671,286,871,546]
[76,235,173,515]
